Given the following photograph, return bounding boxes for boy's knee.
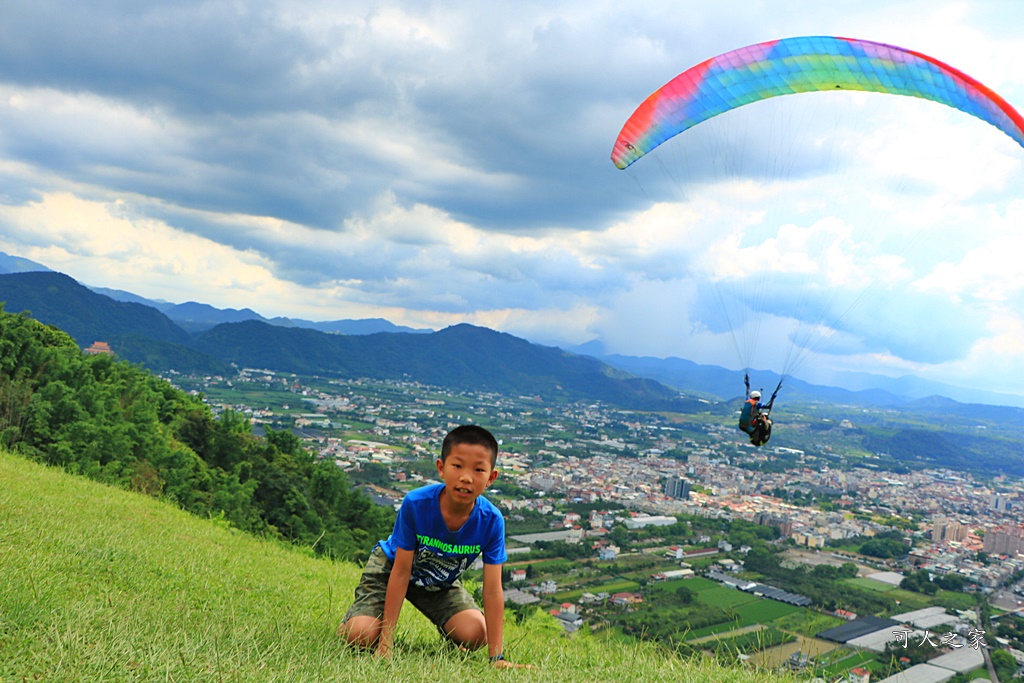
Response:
[442,609,487,649]
[338,616,381,648]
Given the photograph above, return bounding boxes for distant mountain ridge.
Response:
[95,285,431,336]
[0,271,697,411]
[592,353,1024,408]
[0,252,1021,409]
[0,253,53,274]
[0,271,194,348]
[596,354,909,406]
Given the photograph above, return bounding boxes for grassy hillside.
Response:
[0,451,796,682]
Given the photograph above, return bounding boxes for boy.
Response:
[339,425,525,669]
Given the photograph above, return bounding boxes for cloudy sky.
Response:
[1,1,1023,399]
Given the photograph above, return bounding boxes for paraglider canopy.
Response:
[611,36,1024,170]
[609,36,1024,446]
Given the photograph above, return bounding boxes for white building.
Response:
[624,515,677,530]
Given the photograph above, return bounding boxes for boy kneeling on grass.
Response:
[339,425,528,669]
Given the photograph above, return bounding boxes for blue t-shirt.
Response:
[378,483,507,589]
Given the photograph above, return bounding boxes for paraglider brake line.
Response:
[764,378,783,414]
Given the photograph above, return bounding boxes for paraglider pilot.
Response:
[738,389,772,447]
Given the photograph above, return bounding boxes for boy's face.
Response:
[436,442,498,505]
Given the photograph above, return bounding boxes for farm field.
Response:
[844,577,896,592]
[811,647,879,677]
[770,610,845,637]
[695,586,761,609]
[677,577,720,592]
[684,597,803,640]
[688,624,765,645]
[748,634,837,668]
[883,588,933,612]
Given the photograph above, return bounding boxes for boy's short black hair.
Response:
[441,425,499,467]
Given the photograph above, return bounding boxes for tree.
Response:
[743,547,781,574]
[674,585,695,604]
[811,564,839,580]
[349,461,391,486]
[933,573,966,592]
[608,524,631,547]
[990,649,1016,681]
[859,537,907,559]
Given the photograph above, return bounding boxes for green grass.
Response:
[650,578,709,593]
[825,544,864,555]
[843,577,896,592]
[960,665,991,680]
[0,451,799,682]
[769,610,845,638]
[694,587,759,610]
[813,648,878,677]
[732,600,801,625]
[684,620,749,641]
[843,578,978,612]
[929,589,976,611]
[703,627,795,656]
[680,577,720,592]
[885,588,933,612]
[678,596,804,642]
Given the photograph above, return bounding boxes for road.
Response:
[980,596,999,683]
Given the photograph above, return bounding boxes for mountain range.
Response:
[1,252,1022,410]
[90,285,431,336]
[0,271,700,411]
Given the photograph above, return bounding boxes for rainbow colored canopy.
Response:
[611,36,1024,169]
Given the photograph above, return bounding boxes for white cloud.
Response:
[0,0,1022,400]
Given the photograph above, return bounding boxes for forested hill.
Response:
[0,307,393,561]
[0,271,193,347]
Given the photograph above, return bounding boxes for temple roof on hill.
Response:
[84,341,113,355]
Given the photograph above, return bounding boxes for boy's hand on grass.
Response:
[373,643,392,660]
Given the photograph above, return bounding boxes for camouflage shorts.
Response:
[343,546,480,636]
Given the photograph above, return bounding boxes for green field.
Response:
[843,577,896,592]
[676,576,720,592]
[842,577,979,613]
[648,577,711,594]
[682,598,802,642]
[685,619,750,641]
[884,588,933,612]
[813,648,878,677]
[734,599,802,626]
[703,627,794,656]
[932,589,978,611]
[770,610,845,638]
[695,586,760,609]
